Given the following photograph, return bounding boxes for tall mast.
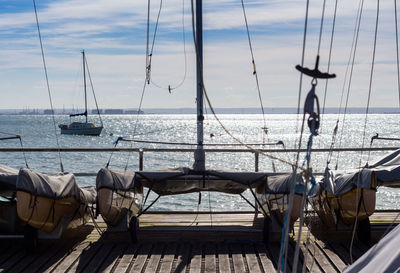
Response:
[193,0,205,171]
[82,50,88,123]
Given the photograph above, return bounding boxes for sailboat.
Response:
[58,50,103,136]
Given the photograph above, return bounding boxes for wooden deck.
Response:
[0,211,399,273]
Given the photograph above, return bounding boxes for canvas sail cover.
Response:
[321,149,400,195]
[261,174,298,194]
[0,164,19,191]
[134,168,270,196]
[16,168,96,204]
[343,224,400,273]
[96,168,137,191]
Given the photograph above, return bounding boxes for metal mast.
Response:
[193,0,205,171]
[82,50,88,123]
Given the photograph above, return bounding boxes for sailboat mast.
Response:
[193,0,205,171]
[82,50,88,123]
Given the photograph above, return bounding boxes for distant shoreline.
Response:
[1,107,399,115]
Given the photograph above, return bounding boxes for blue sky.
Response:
[0,0,399,110]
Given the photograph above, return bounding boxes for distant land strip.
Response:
[1,107,400,115]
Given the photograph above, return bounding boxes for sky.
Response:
[0,0,399,110]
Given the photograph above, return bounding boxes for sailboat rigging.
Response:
[58,50,103,136]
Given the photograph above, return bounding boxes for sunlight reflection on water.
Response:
[0,113,399,211]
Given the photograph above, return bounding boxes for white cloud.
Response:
[0,0,400,109]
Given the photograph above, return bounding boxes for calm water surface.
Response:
[0,113,399,210]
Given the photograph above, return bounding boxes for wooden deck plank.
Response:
[189,243,202,273]
[255,243,275,272]
[144,243,164,273]
[298,243,323,273]
[8,243,54,273]
[129,243,151,273]
[0,244,20,267]
[230,243,246,273]
[0,245,27,273]
[243,244,261,273]
[217,243,231,273]
[48,242,89,272]
[112,244,137,273]
[70,242,102,273]
[315,240,346,272]
[303,242,337,273]
[174,243,190,273]
[341,242,364,261]
[25,240,74,273]
[204,243,216,273]
[96,243,127,273]
[158,242,177,273]
[83,243,116,273]
[328,242,352,265]
[2,211,399,273]
[266,242,281,270]
[287,241,303,273]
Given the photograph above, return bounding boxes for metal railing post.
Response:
[254,152,259,214]
[254,152,259,172]
[139,149,144,171]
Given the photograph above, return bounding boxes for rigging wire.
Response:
[335,0,365,170]
[316,0,327,57]
[84,55,103,128]
[359,0,379,166]
[189,0,304,172]
[150,0,188,92]
[294,0,310,148]
[349,0,380,264]
[240,0,268,142]
[320,0,338,136]
[395,0,400,113]
[32,0,64,173]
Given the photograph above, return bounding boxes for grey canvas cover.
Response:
[261,174,299,194]
[134,168,271,195]
[16,168,96,204]
[96,168,137,191]
[343,224,400,273]
[321,149,400,195]
[0,164,19,191]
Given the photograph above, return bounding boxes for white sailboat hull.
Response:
[59,122,103,136]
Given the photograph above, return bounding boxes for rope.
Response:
[189,0,303,173]
[84,55,103,128]
[320,0,338,136]
[294,0,310,147]
[317,0,327,56]
[145,0,151,84]
[395,0,400,112]
[359,0,379,167]
[32,0,64,173]
[150,0,187,92]
[146,0,163,85]
[349,0,380,263]
[240,0,268,145]
[335,0,365,170]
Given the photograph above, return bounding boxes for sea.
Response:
[0,113,399,211]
